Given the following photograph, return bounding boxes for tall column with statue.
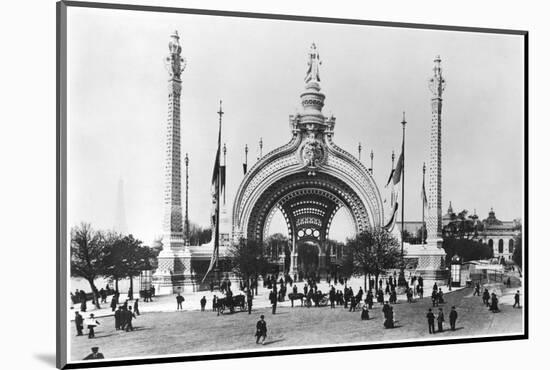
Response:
[417,56,447,282]
[153,31,196,294]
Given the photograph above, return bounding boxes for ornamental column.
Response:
[154,31,194,294]
[426,55,445,249]
[414,55,447,283]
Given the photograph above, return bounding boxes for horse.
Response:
[288,293,305,307]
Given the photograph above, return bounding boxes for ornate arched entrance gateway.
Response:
[232,43,385,276]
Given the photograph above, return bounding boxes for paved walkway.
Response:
[69,277,481,321]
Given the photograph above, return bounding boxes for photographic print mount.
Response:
[57,1,528,369]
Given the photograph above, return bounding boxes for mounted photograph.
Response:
[57,1,527,368]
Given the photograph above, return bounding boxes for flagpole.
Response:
[399,112,407,286]
[422,162,426,245]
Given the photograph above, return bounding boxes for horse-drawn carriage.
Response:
[216,294,246,314]
[288,292,328,307]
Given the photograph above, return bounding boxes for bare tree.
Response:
[70,223,107,309]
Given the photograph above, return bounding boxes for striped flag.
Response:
[384,201,399,231]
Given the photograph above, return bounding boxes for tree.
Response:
[512,232,522,268]
[187,222,212,246]
[443,209,483,239]
[264,233,289,262]
[104,234,157,295]
[442,238,493,266]
[102,232,126,293]
[345,227,401,290]
[228,238,268,292]
[70,223,107,309]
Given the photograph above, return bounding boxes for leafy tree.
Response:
[443,209,483,239]
[228,238,268,292]
[187,222,212,246]
[344,227,402,290]
[102,232,126,292]
[70,223,107,309]
[442,237,493,265]
[104,234,157,295]
[512,232,522,267]
[264,233,289,261]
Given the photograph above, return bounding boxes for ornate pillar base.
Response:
[415,241,447,284]
[152,248,197,294]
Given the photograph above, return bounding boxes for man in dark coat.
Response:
[361,306,369,320]
[247,291,253,314]
[482,288,490,306]
[437,308,445,332]
[474,282,481,296]
[133,299,140,316]
[200,296,207,312]
[329,286,336,308]
[176,293,185,311]
[114,306,122,330]
[366,290,374,309]
[449,306,458,330]
[75,311,84,336]
[513,290,521,308]
[83,347,104,360]
[426,308,435,334]
[490,292,499,313]
[125,307,136,332]
[255,315,267,344]
[382,301,391,319]
[269,289,277,314]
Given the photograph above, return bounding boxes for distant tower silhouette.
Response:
[114,178,128,234]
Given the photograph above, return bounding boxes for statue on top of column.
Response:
[165,30,187,79]
[305,42,321,84]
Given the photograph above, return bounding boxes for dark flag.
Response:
[384,201,399,230]
[421,175,428,209]
[392,151,404,185]
[203,111,222,283]
[243,163,247,175]
[220,165,226,205]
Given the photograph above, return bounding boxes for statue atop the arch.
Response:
[305,43,321,83]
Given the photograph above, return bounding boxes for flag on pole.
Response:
[384,201,399,231]
[421,177,428,209]
[203,118,222,283]
[242,163,247,175]
[392,151,404,185]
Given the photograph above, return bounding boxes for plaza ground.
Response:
[70,285,523,362]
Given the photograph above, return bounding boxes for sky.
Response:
[67,7,524,245]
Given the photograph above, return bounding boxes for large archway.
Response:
[232,44,385,277]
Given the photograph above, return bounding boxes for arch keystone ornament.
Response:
[232,43,385,276]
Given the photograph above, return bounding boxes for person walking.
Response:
[437,308,445,332]
[361,306,370,320]
[74,311,84,336]
[133,299,140,316]
[114,306,122,330]
[513,290,521,308]
[449,306,458,330]
[125,307,136,331]
[269,289,277,314]
[83,347,104,360]
[110,295,117,312]
[200,296,207,312]
[426,308,435,334]
[247,291,253,314]
[474,282,481,296]
[85,314,100,339]
[176,293,185,311]
[490,292,499,313]
[482,288,490,306]
[255,315,267,345]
